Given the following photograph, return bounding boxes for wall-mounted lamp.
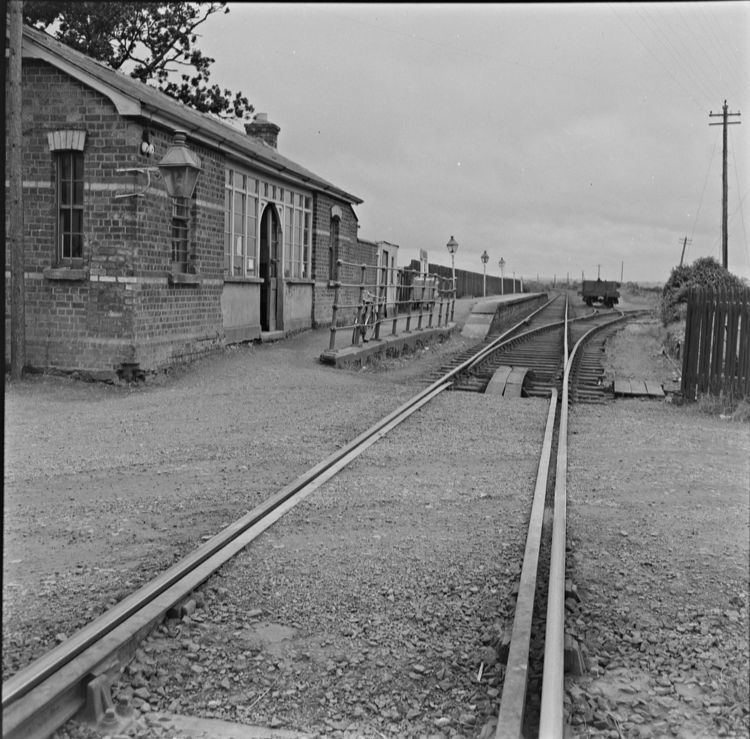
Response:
[157,130,202,199]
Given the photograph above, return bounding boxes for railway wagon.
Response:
[580,279,620,308]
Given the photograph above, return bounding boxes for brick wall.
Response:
[5,60,226,376]
[311,194,376,327]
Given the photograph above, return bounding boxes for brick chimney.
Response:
[244,113,280,149]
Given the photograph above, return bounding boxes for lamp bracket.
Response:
[114,167,161,199]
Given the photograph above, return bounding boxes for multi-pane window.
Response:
[57,151,84,265]
[171,197,190,271]
[224,170,258,277]
[225,167,311,279]
[284,191,312,279]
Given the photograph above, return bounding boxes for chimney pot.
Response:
[245,113,280,149]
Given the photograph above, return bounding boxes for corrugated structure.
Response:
[681,285,750,400]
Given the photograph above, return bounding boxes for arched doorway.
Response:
[259,203,282,332]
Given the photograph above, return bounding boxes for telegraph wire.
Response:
[608,4,706,112]
[673,5,735,89]
[690,136,719,242]
[729,126,749,267]
[639,4,715,103]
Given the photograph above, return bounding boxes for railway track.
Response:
[3,293,639,739]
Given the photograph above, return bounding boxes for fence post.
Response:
[404,268,412,333]
[374,267,386,341]
[390,265,398,336]
[417,282,426,331]
[328,259,342,351]
[427,274,436,329]
[351,263,367,346]
[740,288,750,398]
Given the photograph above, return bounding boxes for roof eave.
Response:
[22,29,364,206]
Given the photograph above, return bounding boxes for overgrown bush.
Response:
[659,257,746,325]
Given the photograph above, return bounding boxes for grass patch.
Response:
[696,395,750,422]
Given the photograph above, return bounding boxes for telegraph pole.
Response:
[8,0,26,379]
[709,100,741,269]
[678,236,692,267]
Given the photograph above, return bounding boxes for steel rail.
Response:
[2,293,578,739]
[2,378,453,739]
[537,305,629,737]
[494,388,558,738]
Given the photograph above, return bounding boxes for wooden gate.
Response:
[681,285,750,400]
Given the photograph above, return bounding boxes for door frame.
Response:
[259,202,283,332]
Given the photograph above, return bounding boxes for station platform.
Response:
[461,292,547,340]
[319,294,547,369]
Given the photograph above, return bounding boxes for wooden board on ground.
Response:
[614,377,665,398]
[504,367,529,398]
[486,366,529,398]
[485,366,513,396]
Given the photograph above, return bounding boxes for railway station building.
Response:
[5,25,377,379]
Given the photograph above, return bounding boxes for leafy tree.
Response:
[660,256,746,324]
[23,1,254,120]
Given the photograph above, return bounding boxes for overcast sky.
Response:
[197,2,750,284]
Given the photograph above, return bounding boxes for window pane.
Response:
[60,181,71,205]
[74,181,84,204]
[71,209,82,235]
[70,233,83,259]
[304,196,311,210]
[73,152,83,181]
[60,154,71,180]
[226,169,233,186]
[234,192,245,227]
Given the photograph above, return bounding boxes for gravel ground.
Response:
[564,315,749,739]
[4,291,749,739]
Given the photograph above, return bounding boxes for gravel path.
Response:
[4,293,748,739]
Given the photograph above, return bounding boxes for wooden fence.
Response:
[681,285,750,400]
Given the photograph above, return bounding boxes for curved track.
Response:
[2,292,641,739]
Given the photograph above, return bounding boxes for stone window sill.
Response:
[224,276,263,284]
[169,272,202,286]
[43,267,88,281]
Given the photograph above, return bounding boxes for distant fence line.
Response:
[681,285,750,400]
[409,260,521,299]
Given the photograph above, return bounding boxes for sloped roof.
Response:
[21,24,363,205]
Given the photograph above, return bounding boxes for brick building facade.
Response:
[5,25,376,379]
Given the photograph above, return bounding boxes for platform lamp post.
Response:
[499,257,505,295]
[481,250,489,297]
[512,271,516,293]
[446,235,458,321]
